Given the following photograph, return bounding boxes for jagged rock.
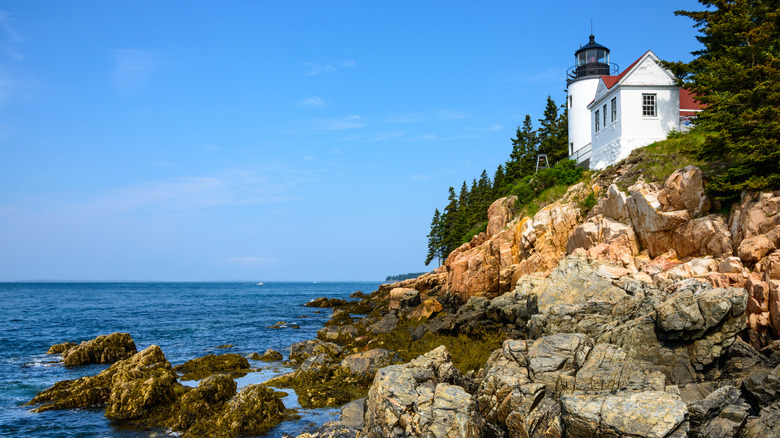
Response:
[742,365,780,407]
[627,181,691,258]
[170,374,236,431]
[362,346,482,438]
[298,354,332,378]
[388,287,420,311]
[408,298,443,320]
[61,332,137,367]
[27,345,180,415]
[246,352,262,360]
[566,214,639,267]
[184,384,287,438]
[340,349,400,381]
[368,311,399,335]
[172,377,234,430]
[573,343,666,392]
[561,391,689,438]
[289,339,343,364]
[672,214,733,258]
[487,196,517,237]
[687,385,749,438]
[173,353,250,381]
[533,255,628,315]
[741,400,780,437]
[47,342,77,355]
[446,198,581,301]
[658,165,711,217]
[602,184,629,223]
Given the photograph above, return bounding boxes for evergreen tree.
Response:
[537,96,569,163]
[665,0,780,198]
[493,164,506,198]
[440,186,460,257]
[424,209,443,266]
[506,115,538,182]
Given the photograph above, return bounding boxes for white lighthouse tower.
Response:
[566,35,617,166]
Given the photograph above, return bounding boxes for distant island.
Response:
[385,272,427,282]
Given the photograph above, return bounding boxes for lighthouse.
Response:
[566,35,618,165]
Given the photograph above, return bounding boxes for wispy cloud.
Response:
[0,11,23,62]
[303,60,356,76]
[369,130,406,142]
[110,49,157,93]
[300,96,326,108]
[386,113,426,124]
[212,256,279,266]
[435,109,470,120]
[312,115,365,131]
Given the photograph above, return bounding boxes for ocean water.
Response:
[0,281,382,437]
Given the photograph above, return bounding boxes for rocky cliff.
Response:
[398,165,780,350]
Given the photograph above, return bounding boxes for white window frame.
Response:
[595,109,600,132]
[642,93,657,117]
[602,104,607,127]
[611,97,617,122]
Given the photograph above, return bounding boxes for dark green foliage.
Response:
[506,115,538,181]
[424,96,573,264]
[424,209,443,266]
[664,0,780,200]
[536,96,569,163]
[386,272,428,282]
[508,159,583,206]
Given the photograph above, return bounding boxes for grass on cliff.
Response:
[599,131,708,192]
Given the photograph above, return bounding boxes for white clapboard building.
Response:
[566,35,702,169]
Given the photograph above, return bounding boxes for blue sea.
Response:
[0,281,382,437]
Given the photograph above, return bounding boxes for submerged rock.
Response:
[60,332,137,367]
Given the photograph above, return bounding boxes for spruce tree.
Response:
[537,96,569,163]
[506,115,537,182]
[424,209,443,266]
[665,0,780,198]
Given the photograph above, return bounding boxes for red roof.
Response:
[679,88,704,116]
[600,50,651,90]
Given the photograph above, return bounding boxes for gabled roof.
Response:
[599,51,650,90]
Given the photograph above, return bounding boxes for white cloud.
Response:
[369,130,406,142]
[385,113,426,124]
[110,49,157,93]
[0,11,23,62]
[313,115,365,131]
[300,96,326,107]
[435,109,470,120]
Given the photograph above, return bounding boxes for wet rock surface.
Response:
[27,344,291,437]
[55,332,138,367]
[173,353,251,381]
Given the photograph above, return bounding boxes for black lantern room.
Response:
[567,35,617,82]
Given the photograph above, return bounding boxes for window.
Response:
[569,95,572,109]
[611,98,617,122]
[642,93,656,117]
[595,110,600,132]
[603,104,607,126]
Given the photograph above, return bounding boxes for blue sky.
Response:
[0,1,703,281]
